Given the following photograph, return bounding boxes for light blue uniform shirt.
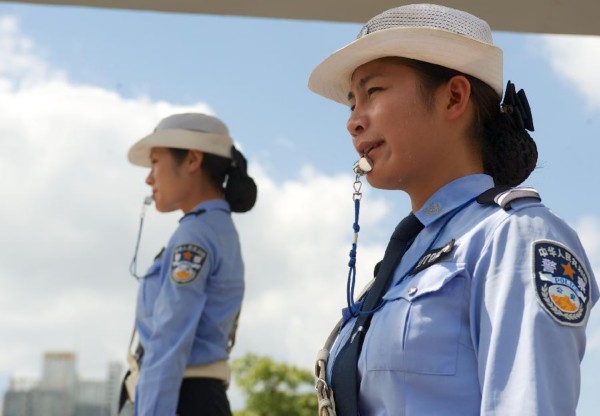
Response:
[134,199,244,416]
[328,174,599,416]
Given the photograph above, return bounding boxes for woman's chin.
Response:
[154,202,177,213]
[365,172,387,189]
[366,173,405,191]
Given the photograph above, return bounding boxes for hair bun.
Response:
[225,175,257,213]
[225,147,257,212]
[484,116,538,187]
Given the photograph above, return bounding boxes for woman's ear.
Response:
[186,150,204,173]
[443,75,472,121]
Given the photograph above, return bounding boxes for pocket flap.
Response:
[383,262,466,302]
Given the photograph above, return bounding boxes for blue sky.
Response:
[0,2,598,414]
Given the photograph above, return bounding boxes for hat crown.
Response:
[358,3,493,45]
[155,113,229,136]
[308,3,503,104]
[127,113,234,167]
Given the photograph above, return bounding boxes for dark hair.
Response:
[383,57,537,187]
[169,147,257,213]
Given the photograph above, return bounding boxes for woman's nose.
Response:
[347,107,367,137]
[145,170,153,186]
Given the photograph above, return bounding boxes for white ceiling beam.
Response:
[4,0,599,36]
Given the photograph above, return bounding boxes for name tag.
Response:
[409,239,455,276]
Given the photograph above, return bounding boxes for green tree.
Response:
[232,353,318,416]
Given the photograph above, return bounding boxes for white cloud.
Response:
[540,35,600,373]
[273,136,295,150]
[575,215,600,261]
[0,15,64,88]
[573,215,600,308]
[0,15,392,390]
[233,164,389,366]
[0,16,211,380]
[540,34,600,111]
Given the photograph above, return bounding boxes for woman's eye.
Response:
[367,87,382,96]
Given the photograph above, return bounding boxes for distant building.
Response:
[2,352,124,416]
[40,352,78,391]
[105,362,124,416]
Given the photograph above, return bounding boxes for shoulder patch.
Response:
[170,244,207,285]
[532,240,591,326]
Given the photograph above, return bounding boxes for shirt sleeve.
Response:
[472,210,598,416]
[135,238,212,416]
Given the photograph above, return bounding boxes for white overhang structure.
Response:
[4,0,600,36]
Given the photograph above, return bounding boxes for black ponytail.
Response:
[224,147,257,213]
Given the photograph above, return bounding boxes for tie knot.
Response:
[391,213,424,242]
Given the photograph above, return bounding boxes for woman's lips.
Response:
[364,140,384,158]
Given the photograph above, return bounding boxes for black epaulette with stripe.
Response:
[477,186,541,210]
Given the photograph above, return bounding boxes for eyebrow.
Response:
[347,73,383,102]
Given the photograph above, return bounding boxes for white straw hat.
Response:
[128,113,234,167]
[308,3,503,104]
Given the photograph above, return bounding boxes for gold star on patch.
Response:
[562,263,575,279]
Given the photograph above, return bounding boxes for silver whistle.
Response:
[353,156,373,175]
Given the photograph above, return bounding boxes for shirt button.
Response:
[408,287,418,296]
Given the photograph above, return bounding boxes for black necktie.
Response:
[331,213,424,416]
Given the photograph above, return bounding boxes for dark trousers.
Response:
[176,378,232,416]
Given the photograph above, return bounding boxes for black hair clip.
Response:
[501,81,534,132]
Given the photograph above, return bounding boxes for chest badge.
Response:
[533,240,591,326]
[409,239,455,276]
[170,244,207,285]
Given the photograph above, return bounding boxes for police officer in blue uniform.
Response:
[308,4,599,415]
[125,113,257,416]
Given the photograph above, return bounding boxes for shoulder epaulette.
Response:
[477,186,541,210]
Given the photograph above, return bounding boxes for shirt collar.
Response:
[181,199,231,222]
[197,198,230,212]
[415,174,494,227]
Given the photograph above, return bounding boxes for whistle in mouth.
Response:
[353,156,373,175]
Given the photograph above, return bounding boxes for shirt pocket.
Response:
[363,262,467,375]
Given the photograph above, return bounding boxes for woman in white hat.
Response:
[309,4,598,416]
[124,113,257,416]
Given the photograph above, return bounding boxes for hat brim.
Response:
[308,27,503,105]
[127,129,233,167]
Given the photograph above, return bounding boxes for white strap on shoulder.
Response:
[314,278,375,416]
[494,187,541,210]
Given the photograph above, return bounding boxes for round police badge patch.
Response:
[532,240,591,326]
[170,244,207,285]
